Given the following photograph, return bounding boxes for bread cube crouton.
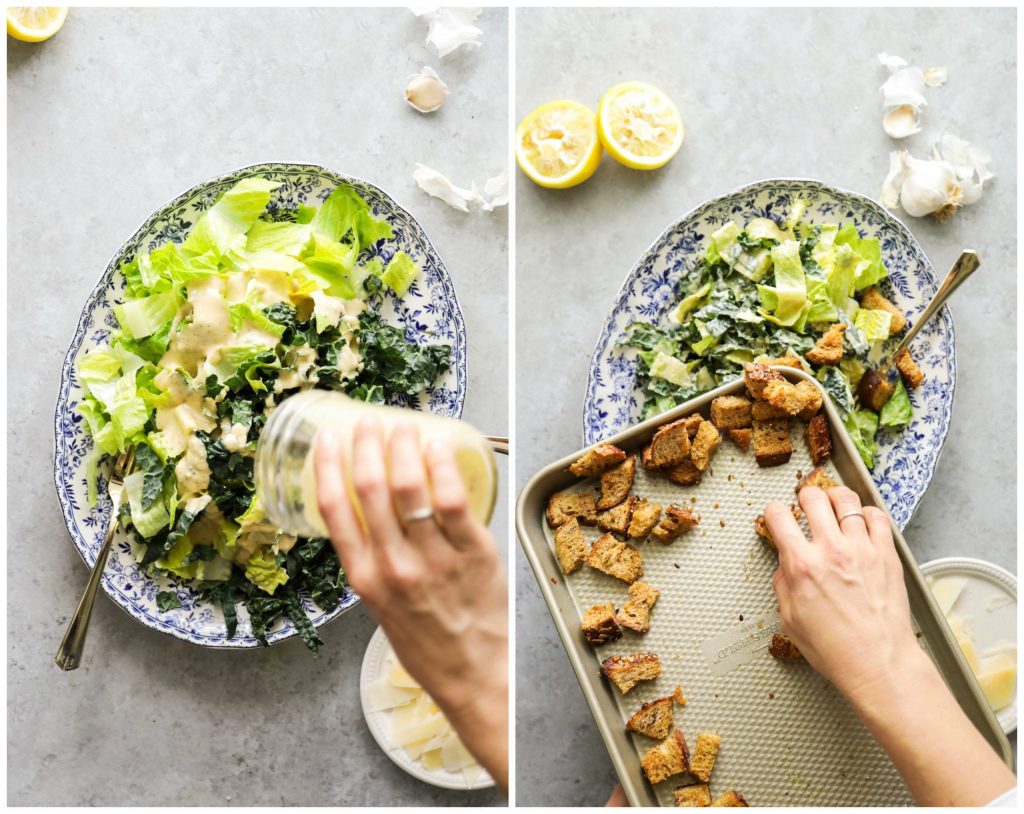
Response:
[727,428,752,450]
[857,370,897,412]
[751,400,791,420]
[616,581,660,633]
[689,733,722,784]
[650,418,692,468]
[587,533,643,583]
[546,491,598,528]
[804,414,833,466]
[689,421,722,471]
[682,414,705,438]
[628,499,663,539]
[641,444,656,469]
[760,355,805,370]
[640,730,690,784]
[743,363,783,399]
[895,348,925,389]
[597,495,638,535]
[626,687,684,739]
[754,507,801,550]
[710,396,752,430]
[710,791,749,807]
[554,518,587,574]
[795,381,824,422]
[805,323,846,365]
[860,287,907,334]
[581,602,622,646]
[761,380,806,415]
[768,633,802,661]
[752,418,792,467]
[797,466,839,494]
[601,651,662,694]
[674,784,712,807]
[652,504,701,543]
[568,442,627,477]
[597,454,636,510]
[664,458,702,486]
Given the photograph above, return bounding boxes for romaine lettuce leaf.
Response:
[113,290,182,340]
[182,177,280,259]
[835,225,887,291]
[853,308,894,343]
[381,251,419,296]
[311,185,394,251]
[245,549,289,595]
[124,470,171,539]
[880,379,912,427]
[758,241,807,327]
[845,410,880,468]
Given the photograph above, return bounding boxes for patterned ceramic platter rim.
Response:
[53,162,467,648]
[583,178,956,530]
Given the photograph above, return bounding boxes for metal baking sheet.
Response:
[516,367,1011,806]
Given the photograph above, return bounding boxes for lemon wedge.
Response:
[7,6,67,42]
[516,100,602,189]
[597,81,684,170]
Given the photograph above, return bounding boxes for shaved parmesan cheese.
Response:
[978,664,1016,711]
[420,748,445,771]
[366,679,420,711]
[388,661,421,689]
[929,576,968,614]
[390,711,448,747]
[441,732,477,771]
[404,736,437,760]
[463,764,483,786]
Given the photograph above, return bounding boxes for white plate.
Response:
[920,557,1017,735]
[359,626,494,791]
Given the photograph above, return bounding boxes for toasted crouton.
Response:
[682,413,705,438]
[895,348,925,389]
[601,651,662,694]
[711,791,748,807]
[751,400,792,420]
[641,730,690,784]
[597,495,638,535]
[710,396,752,430]
[568,443,627,478]
[760,355,805,370]
[689,733,722,784]
[650,418,692,468]
[581,603,622,646]
[641,444,656,469]
[689,421,722,471]
[627,687,684,739]
[804,414,832,466]
[768,633,802,661]
[754,507,801,550]
[727,428,752,450]
[797,466,838,493]
[597,454,636,510]
[805,324,846,366]
[652,504,701,543]
[795,380,824,421]
[674,784,712,807]
[664,458,702,486]
[857,369,897,412]
[628,499,663,539]
[554,518,587,574]
[587,533,643,583]
[752,418,792,467]
[546,492,598,528]
[860,287,906,334]
[761,380,805,415]
[743,363,783,399]
[616,581,660,633]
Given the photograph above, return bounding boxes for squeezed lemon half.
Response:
[7,6,67,42]
[597,81,684,170]
[516,100,603,189]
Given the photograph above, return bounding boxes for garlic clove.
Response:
[923,67,948,88]
[405,66,449,114]
[882,105,921,139]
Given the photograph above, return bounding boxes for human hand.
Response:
[314,417,508,793]
[764,485,922,705]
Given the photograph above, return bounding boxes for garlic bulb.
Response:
[405,67,449,113]
[880,136,993,221]
[882,105,921,139]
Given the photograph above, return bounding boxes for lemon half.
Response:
[7,6,68,42]
[516,100,603,189]
[597,81,684,170]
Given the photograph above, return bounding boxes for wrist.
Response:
[844,645,940,721]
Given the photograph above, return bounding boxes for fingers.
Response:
[764,500,806,558]
[827,486,870,544]
[387,421,444,548]
[864,505,904,578]
[605,784,629,807]
[425,438,489,551]
[314,431,368,573]
[798,487,841,542]
[351,417,404,550]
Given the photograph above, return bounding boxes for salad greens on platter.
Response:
[623,200,912,469]
[75,178,451,654]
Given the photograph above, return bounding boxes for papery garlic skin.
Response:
[413,7,483,58]
[883,105,921,139]
[414,164,475,211]
[405,67,448,113]
[924,67,948,87]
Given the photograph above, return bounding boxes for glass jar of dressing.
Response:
[255,390,497,538]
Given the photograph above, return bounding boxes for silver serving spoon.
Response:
[857,250,980,410]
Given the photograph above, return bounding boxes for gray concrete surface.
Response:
[8,7,507,807]
[515,7,1016,806]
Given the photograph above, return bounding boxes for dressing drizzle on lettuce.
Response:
[624,202,910,468]
[76,179,451,653]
